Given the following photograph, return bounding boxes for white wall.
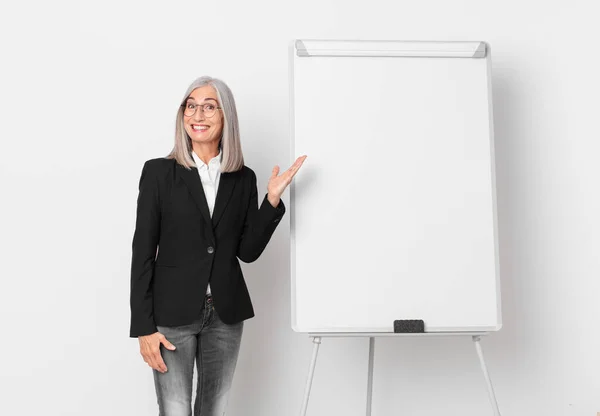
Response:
[2,1,598,415]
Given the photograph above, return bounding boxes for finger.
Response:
[152,348,167,373]
[292,156,307,170]
[160,336,176,351]
[140,342,157,370]
[281,156,306,177]
[144,346,156,369]
[141,348,152,366]
[149,357,159,372]
[285,162,299,176]
[146,351,157,370]
[271,165,280,179]
[148,344,163,372]
[297,155,307,169]
[155,334,174,371]
[286,159,305,178]
[155,351,168,373]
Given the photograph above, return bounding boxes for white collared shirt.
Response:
[191,148,222,295]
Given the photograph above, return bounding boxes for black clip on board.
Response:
[394,319,425,333]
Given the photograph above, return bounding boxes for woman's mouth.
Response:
[192,124,209,132]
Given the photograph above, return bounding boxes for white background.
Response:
[1,1,598,415]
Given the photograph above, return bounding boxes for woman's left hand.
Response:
[267,155,307,206]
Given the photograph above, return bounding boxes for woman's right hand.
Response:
[139,332,176,373]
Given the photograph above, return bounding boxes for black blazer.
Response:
[129,157,285,337]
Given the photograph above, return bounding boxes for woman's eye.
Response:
[187,103,195,109]
[205,105,215,110]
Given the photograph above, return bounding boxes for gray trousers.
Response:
[153,295,244,416]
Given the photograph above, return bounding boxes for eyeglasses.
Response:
[182,102,222,118]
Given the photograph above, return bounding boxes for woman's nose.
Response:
[193,111,205,121]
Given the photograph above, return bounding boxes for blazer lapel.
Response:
[177,163,212,228]
[177,163,237,230]
[212,171,236,229]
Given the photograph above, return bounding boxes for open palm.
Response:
[267,155,307,198]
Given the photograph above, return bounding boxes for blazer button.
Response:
[207,246,214,254]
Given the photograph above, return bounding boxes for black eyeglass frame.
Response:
[181,102,223,118]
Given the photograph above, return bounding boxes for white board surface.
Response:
[289,40,501,333]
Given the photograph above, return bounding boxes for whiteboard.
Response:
[289,40,501,333]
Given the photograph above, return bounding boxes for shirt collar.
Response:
[192,148,222,170]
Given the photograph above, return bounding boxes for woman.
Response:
[129,76,306,416]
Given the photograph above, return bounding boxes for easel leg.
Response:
[366,337,375,416]
[300,336,322,416]
[472,336,502,416]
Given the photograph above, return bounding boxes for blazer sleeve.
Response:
[129,160,161,337]
[236,169,286,263]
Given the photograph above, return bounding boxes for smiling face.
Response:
[183,85,224,148]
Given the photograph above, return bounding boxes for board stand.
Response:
[299,332,501,416]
